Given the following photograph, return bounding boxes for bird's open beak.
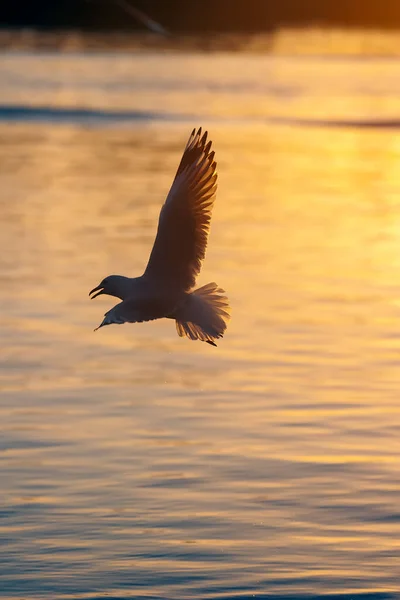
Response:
[89,285,104,299]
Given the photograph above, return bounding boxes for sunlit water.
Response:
[1,40,400,599]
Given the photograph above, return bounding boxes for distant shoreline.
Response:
[0,29,271,53]
[1,27,400,55]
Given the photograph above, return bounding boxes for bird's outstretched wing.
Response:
[95,296,169,330]
[144,128,218,292]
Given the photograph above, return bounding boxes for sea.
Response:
[0,29,399,600]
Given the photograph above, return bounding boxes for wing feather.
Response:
[105,296,170,325]
[144,128,218,291]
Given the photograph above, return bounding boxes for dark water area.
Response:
[0,104,169,122]
[3,104,400,129]
[0,33,400,599]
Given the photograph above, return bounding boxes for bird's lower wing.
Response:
[144,128,217,292]
[110,295,173,324]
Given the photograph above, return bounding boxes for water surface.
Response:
[0,44,399,599]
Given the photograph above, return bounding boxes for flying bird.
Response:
[89,128,230,346]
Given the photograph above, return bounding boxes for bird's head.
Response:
[89,275,128,300]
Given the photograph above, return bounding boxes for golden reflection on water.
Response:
[1,120,400,596]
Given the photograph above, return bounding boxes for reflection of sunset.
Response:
[1,48,400,598]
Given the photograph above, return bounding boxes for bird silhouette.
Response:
[89,128,230,346]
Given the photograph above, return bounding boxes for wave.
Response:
[1,104,400,129]
[0,104,189,123]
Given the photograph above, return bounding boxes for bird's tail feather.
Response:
[175,283,230,346]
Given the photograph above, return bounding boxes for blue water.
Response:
[0,45,400,599]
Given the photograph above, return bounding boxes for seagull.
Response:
[89,128,230,346]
